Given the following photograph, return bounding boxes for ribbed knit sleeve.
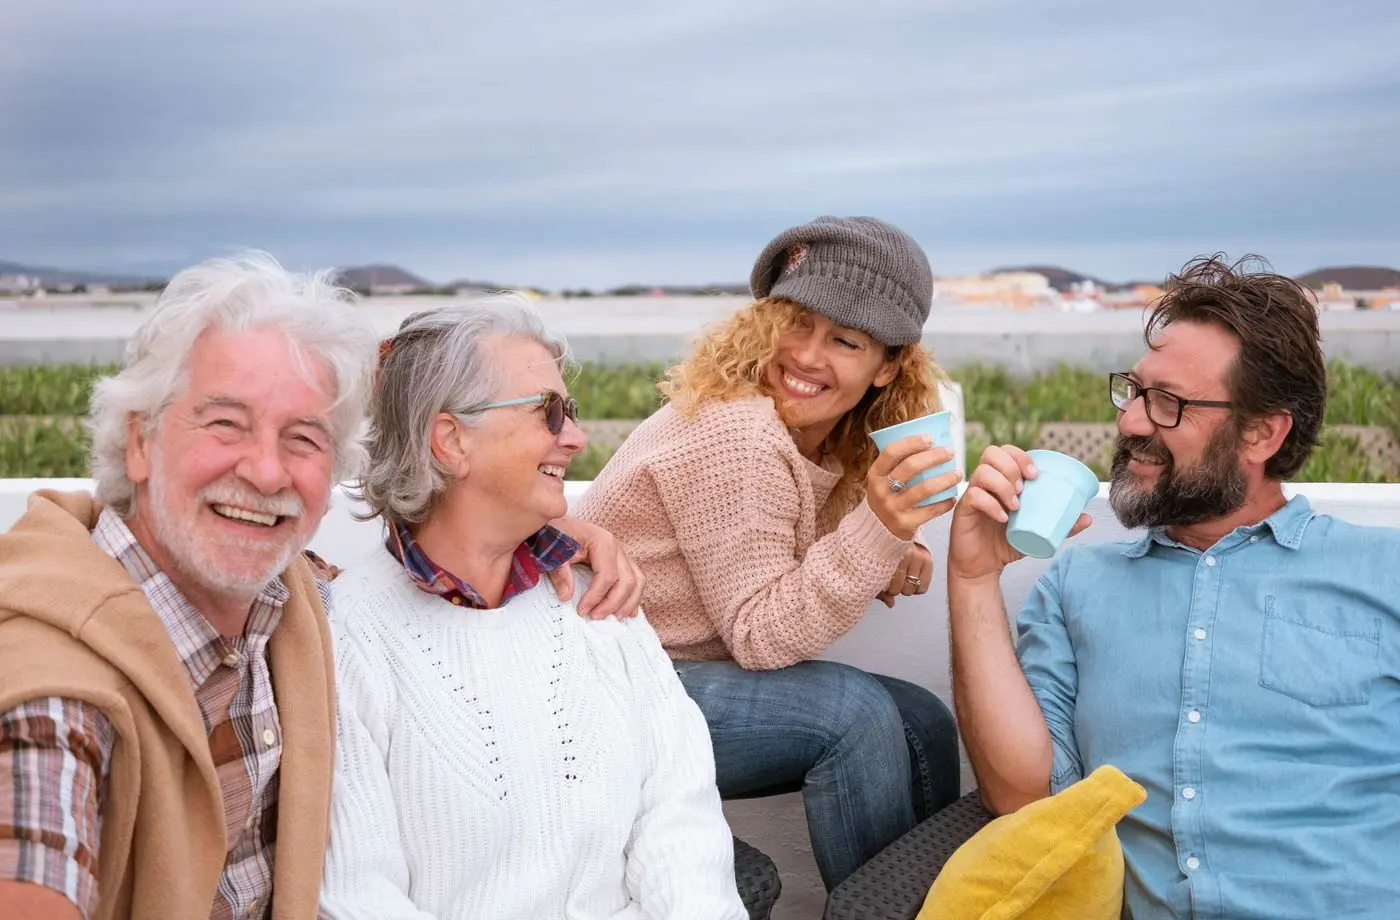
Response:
[648,403,911,670]
[318,623,439,920]
[615,615,747,919]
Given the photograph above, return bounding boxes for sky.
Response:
[2,0,1398,288]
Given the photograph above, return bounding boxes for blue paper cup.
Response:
[1005,449,1100,559]
[868,410,957,507]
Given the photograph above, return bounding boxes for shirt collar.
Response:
[386,519,580,609]
[91,507,288,692]
[1122,494,1315,558]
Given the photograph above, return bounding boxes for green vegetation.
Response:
[0,364,117,416]
[568,362,666,420]
[3,361,1396,483]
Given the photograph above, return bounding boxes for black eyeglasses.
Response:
[475,390,580,435]
[1109,373,1232,429]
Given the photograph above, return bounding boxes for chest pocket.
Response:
[1259,597,1381,708]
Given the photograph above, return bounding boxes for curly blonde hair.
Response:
[659,297,946,514]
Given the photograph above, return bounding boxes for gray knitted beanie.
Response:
[749,215,932,347]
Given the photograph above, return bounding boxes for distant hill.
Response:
[335,264,428,289]
[0,259,160,286]
[986,265,1109,292]
[1295,265,1400,290]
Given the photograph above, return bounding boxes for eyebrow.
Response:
[196,396,332,438]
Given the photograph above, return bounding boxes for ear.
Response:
[126,413,153,486]
[429,413,471,479]
[872,356,899,389]
[1240,411,1293,469]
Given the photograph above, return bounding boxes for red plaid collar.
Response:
[386,521,579,609]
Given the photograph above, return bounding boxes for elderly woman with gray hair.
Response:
[318,297,747,920]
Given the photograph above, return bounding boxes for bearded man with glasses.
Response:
[944,256,1400,920]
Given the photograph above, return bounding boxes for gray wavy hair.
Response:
[351,293,571,526]
[88,251,378,516]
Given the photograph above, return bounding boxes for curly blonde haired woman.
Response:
[575,216,962,890]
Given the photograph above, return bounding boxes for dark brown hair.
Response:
[1146,254,1325,480]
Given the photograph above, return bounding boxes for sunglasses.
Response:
[476,390,580,435]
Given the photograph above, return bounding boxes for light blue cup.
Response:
[868,410,957,506]
[1005,449,1100,558]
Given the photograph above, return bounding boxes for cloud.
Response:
[1,0,1397,286]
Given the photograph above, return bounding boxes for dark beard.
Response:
[1108,423,1248,529]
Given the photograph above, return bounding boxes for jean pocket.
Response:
[1259,598,1381,708]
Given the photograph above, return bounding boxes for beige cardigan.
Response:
[575,396,912,670]
[0,491,336,920]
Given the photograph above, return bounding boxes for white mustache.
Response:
[198,479,305,519]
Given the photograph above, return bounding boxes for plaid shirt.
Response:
[0,509,329,920]
[386,520,579,608]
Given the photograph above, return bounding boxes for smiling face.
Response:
[126,325,338,602]
[452,336,587,537]
[765,308,898,442]
[1108,320,1249,528]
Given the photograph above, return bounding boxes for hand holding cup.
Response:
[948,445,1095,582]
[865,426,962,540]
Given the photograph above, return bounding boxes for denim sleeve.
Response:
[1014,569,1084,793]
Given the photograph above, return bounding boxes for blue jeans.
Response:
[674,658,960,891]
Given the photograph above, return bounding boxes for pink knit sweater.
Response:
[574,396,913,670]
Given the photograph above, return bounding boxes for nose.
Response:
[788,328,826,369]
[1117,393,1157,438]
[235,430,294,495]
[557,415,588,455]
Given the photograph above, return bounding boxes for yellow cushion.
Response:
[916,765,1146,920]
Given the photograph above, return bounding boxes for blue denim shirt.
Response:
[1016,496,1400,920]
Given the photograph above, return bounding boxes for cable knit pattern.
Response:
[573,396,912,671]
[319,549,746,920]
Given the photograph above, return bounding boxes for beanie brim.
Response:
[769,273,925,347]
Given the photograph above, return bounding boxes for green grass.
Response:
[3,360,1396,482]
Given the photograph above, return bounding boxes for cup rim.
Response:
[869,409,953,441]
[1026,448,1099,493]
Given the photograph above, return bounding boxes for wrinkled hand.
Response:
[866,435,962,540]
[547,516,645,619]
[876,543,934,608]
[948,444,1092,583]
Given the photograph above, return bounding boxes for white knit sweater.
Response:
[319,549,747,920]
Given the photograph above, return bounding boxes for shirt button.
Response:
[1182,787,1197,800]
[222,651,240,667]
[1193,628,1207,640]
[1249,535,1260,543]
[1187,710,1201,723]
[262,728,276,747]
[1204,556,1216,567]
[1186,856,1200,871]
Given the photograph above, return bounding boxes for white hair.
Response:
[352,293,571,526]
[89,251,378,516]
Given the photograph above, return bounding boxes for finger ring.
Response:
[905,575,921,589]
[888,476,907,493]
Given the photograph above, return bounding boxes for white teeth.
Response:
[539,465,566,479]
[212,504,278,526]
[783,373,825,396]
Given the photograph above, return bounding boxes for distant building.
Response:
[0,275,38,294]
[930,271,1055,309]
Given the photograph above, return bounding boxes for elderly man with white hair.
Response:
[318,299,747,920]
[0,254,645,920]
